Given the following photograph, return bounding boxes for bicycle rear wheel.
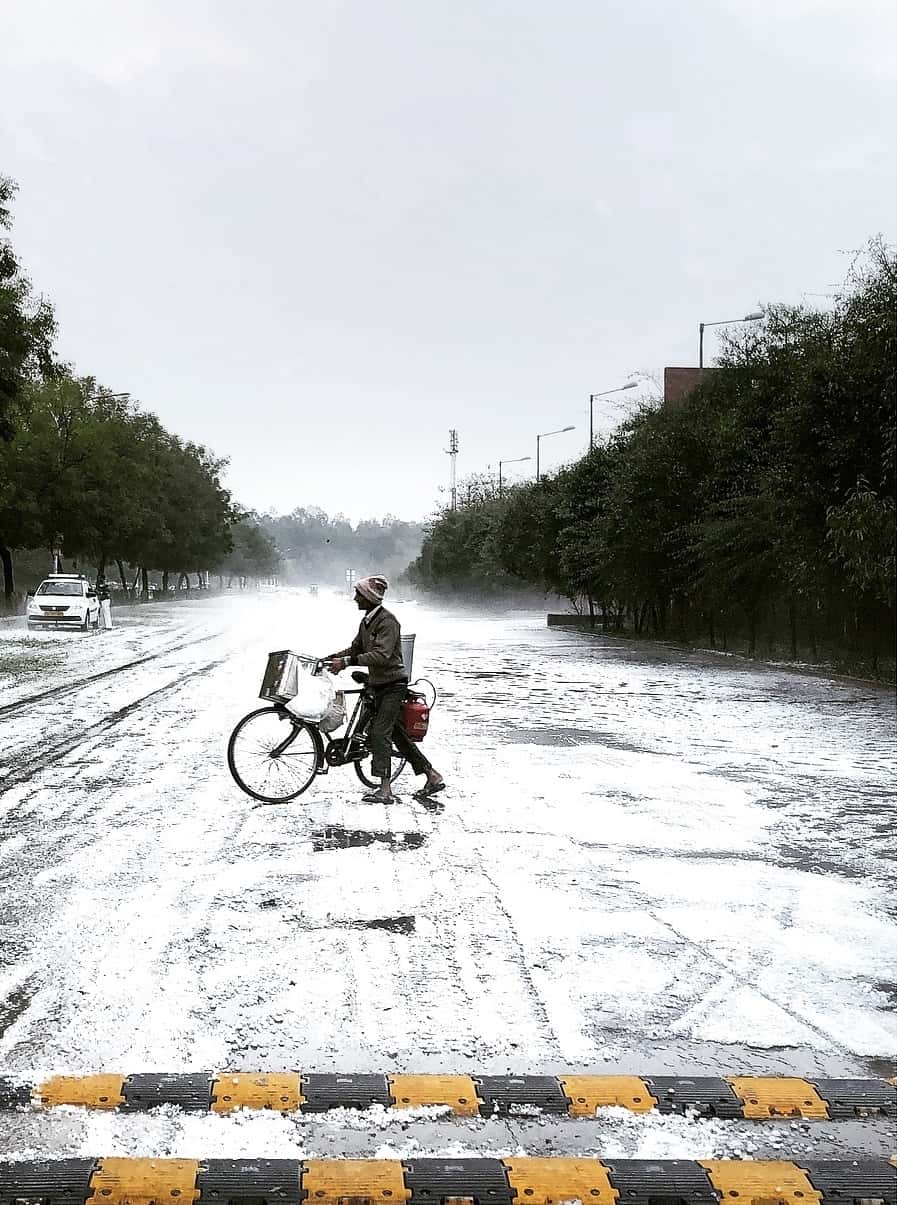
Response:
[228,706,322,802]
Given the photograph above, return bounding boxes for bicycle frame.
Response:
[271,686,372,773]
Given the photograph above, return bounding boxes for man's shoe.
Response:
[412,781,446,801]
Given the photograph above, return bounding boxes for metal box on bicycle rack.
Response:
[259,650,317,703]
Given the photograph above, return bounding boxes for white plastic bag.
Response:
[287,672,335,723]
[318,689,347,733]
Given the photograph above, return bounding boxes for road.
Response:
[0,590,894,1159]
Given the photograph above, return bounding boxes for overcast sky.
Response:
[1,1,895,522]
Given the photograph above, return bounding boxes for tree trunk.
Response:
[140,567,149,601]
[97,554,106,579]
[656,597,668,635]
[708,611,716,648]
[788,600,798,661]
[0,541,14,607]
[601,602,608,632]
[748,611,757,658]
[587,592,596,629]
[162,570,169,594]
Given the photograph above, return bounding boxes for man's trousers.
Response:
[368,682,432,781]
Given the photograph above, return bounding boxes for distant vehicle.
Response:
[308,584,319,596]
[26,574,100,631]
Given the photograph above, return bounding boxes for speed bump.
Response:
[211,1073,302,1113]
[728,1077,829,1120]
[701,1160,822,1205]
[388,1074,479,1116]
[559,1076,656,1115]
[38,1074,125,1110]
[504,1158,619,1205]
[303,1160,409,1205]
[88,1159,200,1205]
[0,1162,892,1205]
[5,1071,896,1120]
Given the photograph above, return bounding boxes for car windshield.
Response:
[36,581,84,597]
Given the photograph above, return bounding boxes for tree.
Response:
[0,175,56,439]
[218,517,280,583]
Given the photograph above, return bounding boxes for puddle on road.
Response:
[0,980,35,1038]
[258,901,416,936]
[310,825,426,852]
[356,915,416,934]
[503,726,647,753]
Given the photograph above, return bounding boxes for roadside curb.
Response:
[0,1156,894,1205]
[2,1073,895,1119]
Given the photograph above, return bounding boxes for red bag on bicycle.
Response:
[401,691,430,742]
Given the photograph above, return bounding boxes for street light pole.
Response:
[698,310,764,368]
[589,381,637,450]
[536,425,575,481]
[498,455,531,498]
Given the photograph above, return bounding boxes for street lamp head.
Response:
[621,380,638,390]
[744,310,764,321]
[562,425,575,432]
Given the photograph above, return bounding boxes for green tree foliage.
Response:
[0,175,56,439]
[408,240,896,672]
[0,373,242,599]
[220,516,281,583]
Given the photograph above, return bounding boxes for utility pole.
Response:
[446,429,459,511]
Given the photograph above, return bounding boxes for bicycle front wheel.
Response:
[228,706,322,802]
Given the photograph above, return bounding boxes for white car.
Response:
[26,574,100,631]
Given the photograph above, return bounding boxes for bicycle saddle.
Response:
[351,670,369,684]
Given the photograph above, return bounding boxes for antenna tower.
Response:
[446,429,459,511]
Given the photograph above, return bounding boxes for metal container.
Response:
[259,650,316,703]
[401,633,415,680]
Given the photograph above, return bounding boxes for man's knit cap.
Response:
[355,575,388,604]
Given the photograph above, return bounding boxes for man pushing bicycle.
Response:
[325,575,446,804]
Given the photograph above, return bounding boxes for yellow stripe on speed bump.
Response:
[505,1158,620,1205]
[211,1073,302,1113]
[727,1077,829,1119]
[559,1076,656,1116]
[303,1160,411,1205]
[388,1075,479,1116]
[38,1074,126,1110]
[90,1159,201,1205]
[701,1160,824,1205]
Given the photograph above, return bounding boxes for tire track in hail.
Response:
[0,629,227,719]
[0,651,234,793]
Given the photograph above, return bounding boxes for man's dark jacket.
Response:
[332,606,407,687]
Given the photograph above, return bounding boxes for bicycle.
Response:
[227,656,408,804]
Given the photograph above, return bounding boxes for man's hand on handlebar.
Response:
[325,657,348,673]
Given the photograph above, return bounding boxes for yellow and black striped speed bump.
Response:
[2,1072,895,1120]
[0,1157,894,1205]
